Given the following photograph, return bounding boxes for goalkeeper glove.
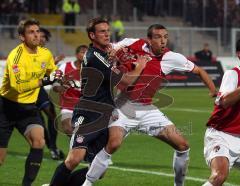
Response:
[42,70,63,86]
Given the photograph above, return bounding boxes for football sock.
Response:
[173,148,190,186]
[22,148,43,186]
[67,167,89,185]
[50,162,72,186]
[84,148,111,183]
[202,181,213,186]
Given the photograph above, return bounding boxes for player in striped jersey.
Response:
[0,19,62,186]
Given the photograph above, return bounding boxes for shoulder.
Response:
[38,46,53,57]
[224,69,238,78]
[163,51,187,62]
[113,38,140,50]
[7,44,24,64]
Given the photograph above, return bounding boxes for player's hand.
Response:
[42,70,63,86]
[54,54,65,64]
[209,89,218,98]
[134,54,151,69]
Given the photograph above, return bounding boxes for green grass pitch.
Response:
[0,88,239,186]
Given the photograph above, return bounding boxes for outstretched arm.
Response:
[192,65,217,97]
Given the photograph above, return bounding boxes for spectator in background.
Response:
[62,0,80,33]
[195,43,213,62]
[111,15,125,42]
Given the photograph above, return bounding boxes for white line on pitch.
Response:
[8,154,238,186]
[162,107,211,113]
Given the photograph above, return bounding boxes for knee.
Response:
[106,138,122,154]
[177,141,189,152]
[31,138,45,149]
[210,170,228,185]
[65,157,81,170]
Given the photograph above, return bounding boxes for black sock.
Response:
[22,148,43,186]
[67,167,89,186]
[50,162,72,186]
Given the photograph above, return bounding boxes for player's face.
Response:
[76,48,87,61]
[91,23,110,50]
[39,32,47,47]
[21,25,40,49]
[148,28,168,55]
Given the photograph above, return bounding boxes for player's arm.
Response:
[119,55,149,86]
[216,70,238,108]
[220,87,240,108]
[192,65,217,97]
[162,52,217,97]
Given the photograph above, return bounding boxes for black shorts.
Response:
[71,110,109,162]
[0,96,43,148]
[36,87,50,110]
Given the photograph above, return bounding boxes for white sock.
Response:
[85,148,111,183]
[173,149,190,186]
[202,181,213,186]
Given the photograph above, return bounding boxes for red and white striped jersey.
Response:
[113,38,195,104]
[207,66,240,134]
[58,61,81,110]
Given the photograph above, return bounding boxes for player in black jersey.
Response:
[49,17,148,186]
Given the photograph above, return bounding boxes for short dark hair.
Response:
[76,45,88,54]
[236,39,240,52]
[40,28,51,42]
[147,24,166,38]
[18,19,40,35]
[86,17,109,40]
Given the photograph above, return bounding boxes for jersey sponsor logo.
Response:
[75,134,84,143]
[41,62,46,69]
[12,64,20,73]
[94,51,110,67]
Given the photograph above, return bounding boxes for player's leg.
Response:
[23,125,45,186]
[203,157,229,186]
[50,148,87,186]
[155,124,189,186]
[202,128,236,186]
[60,109,74,136]
[140,107,189,186]
[0,97,15,166]
[83,109,133,185]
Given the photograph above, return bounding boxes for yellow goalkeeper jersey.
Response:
[0,43,57,103]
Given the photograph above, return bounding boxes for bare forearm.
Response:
[220,87,240,108]
[194,66,217,97]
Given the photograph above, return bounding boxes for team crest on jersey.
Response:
[76,135,84,143]
[41,62,46,69]
[12,64,19,73]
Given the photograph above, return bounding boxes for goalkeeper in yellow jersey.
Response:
[0,19,63,186]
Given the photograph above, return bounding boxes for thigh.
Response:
[138,109,173,136]
[0,97,14,148]
[84,129,109,162]
[155,125,188,150]
[109,109,139,132]
[16,104,44,136]
[204,128,239,168]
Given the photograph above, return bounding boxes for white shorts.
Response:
[60,109,73,121]
[204,127,240,168]
[109,103,173,136]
